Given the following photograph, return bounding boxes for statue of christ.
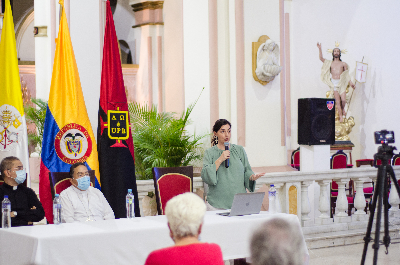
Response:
[317,42,355,123]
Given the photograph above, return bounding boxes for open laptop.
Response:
[217,192,265,216]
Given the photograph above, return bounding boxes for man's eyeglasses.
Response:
[9,166,24,171]
[76,172,89,178]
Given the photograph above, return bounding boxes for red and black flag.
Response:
[97,0,140,218]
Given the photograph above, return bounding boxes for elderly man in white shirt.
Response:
[60,162,115,222]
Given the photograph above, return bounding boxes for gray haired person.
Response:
[250,217,305,265]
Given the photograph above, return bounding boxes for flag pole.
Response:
[345,56,364,119]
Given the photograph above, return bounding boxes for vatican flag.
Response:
[0,0,30,184]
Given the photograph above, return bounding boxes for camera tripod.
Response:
[361,143,400,265]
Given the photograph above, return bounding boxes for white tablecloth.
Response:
[0,212,307,265]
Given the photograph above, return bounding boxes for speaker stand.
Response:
[299,145,331,223]
[300,145,331,172]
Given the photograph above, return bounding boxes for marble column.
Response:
[301,181,313,227]
[130,0,164,109]
[274,183,284,213]
[353,178,369,221]
[34,0,58,101]
[315,180,333,225]
[335,178,352,223]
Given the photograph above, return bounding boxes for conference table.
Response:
[0,211,308,265]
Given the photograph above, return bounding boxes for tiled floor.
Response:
[308,241,400,265]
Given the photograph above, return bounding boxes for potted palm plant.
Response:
[128,93,205,215]
[24,98,47,155]
[128,99,205,180]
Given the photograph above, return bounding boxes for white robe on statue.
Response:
[60,185,115,223]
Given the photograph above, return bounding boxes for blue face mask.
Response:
[76,176,90,190]
[15,169,26,184]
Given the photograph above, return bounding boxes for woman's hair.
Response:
[165,192,206,239]
[211,119,231,146]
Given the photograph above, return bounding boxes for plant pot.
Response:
[142,195,157,216]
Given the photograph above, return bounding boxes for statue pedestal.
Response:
[331,141,354,165]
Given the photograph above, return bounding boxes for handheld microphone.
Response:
[224,142,229,168]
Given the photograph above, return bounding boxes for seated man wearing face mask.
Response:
[0,156,45,226]
[59,162,115,222]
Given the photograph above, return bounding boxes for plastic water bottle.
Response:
[268,184,276,214]
[53,194,62,224]
[126,189,134,219]
[2,195,11,228]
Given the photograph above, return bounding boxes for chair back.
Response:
[152,166,193,215]
[291,147,300,164]
[392,155,400,165]
[49,170,96,199]
[290,147,300,170]
[331,150,347,169]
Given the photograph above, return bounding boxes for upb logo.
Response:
[107,110,129,140]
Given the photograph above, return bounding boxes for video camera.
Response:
[374,130,395,144]
[373,130,396,168]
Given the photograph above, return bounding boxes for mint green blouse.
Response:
[201,144,256,209]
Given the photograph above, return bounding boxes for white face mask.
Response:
[14,169,26,184]
[76,176,90,190]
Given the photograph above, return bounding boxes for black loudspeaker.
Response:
[298,98,335,145]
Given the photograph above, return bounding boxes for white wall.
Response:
[34,0,55,101]
[244,0,285,167]
[18,19,35,61]
[69,0,104,135]
[291,0,400,161]
[114,0,136,64]
[173,0,286,167]
[183,1,211,139]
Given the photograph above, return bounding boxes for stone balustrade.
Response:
[136,166,400,227]
[257,166,400,226]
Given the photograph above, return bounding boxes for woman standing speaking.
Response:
[201,119,264,210]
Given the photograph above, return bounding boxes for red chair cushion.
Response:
[156,173,192,214]
[363,187,373,194]
[54,179,72,195]
[356,159,373,162]
[394,157,400,165]
[293,151,300,164]
[330,192,353,203]
[332,181,338,190]
[332,154,347,169]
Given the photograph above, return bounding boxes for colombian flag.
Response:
[0,0,30,182]
[39,0,100,223]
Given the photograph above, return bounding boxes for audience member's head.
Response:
[0,156,25,185]
[250,217,304,265]
[165,192,206,240]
